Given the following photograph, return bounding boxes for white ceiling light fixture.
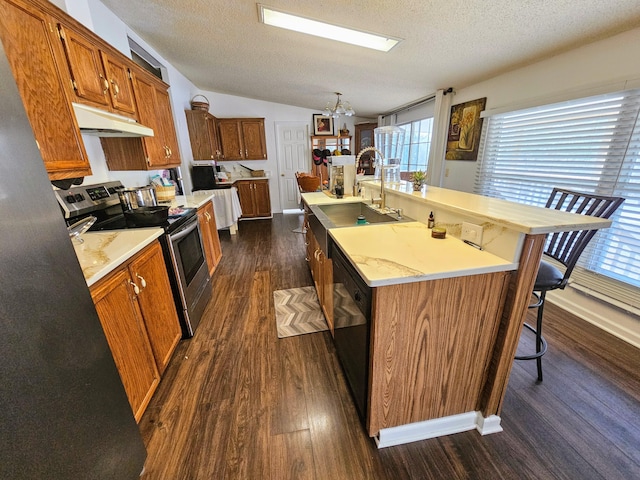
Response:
[324,92,355,118]
[257,4,401,53]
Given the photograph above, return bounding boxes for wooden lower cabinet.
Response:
[304,216,333,333]
[90,240,181,422]
[197,200,222,276]
[235,179,271,219]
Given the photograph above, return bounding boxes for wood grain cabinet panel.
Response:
[304,220,333,334]
[90,240,181,422]
[57,24,137,118]
[218,118,267,161]
[129,241,182,375]
[101,70,181,170]
[235,179,271,219]
[197,200,222,276]
[0,0,91,180]
[185,110,221,161]
[91,267,160,423]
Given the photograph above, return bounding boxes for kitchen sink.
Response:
[316,202,404,227]
[307,201,412,256]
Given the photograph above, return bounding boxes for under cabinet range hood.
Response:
[72,102,154,137]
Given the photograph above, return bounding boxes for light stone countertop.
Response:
[329,222,516,287]
[376,182,612,235]
[72,229,163,287]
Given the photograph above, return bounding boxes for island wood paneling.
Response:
[479,233,547,416]
[368,270,510,435]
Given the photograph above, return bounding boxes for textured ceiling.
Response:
[99,0,640,118]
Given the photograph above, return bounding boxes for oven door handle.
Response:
[171,218,199,241]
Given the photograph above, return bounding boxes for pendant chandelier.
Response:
[323,92,355,118]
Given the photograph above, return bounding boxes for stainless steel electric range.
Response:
[55,181,211,338]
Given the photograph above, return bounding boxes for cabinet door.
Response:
[129,242,181,375]
[253,180,271,217]
[91,268,160,422]
[186,110,218,160]
[58,24,110,108]
[130,70,165,167]
[236,181,255,217]
[0,0,91,180]
[154,86,181,167]
[197,201,222,276]
[241,119,267,159]
[100,51,136,116]
[218,119,244,161]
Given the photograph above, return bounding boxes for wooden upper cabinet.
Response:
[185,110,220,161]
[57,24,137,119]
[0,0,91,180]
[101,69,181,170]
[58,25,110,108]
[242,119,267,160]
[154,86,181,166]
[217,119,244,161]
[217,118,267,161]
[101,51,136,116]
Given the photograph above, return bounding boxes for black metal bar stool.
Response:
[515,188,625,382]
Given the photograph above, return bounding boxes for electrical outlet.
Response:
[461,222,484,245]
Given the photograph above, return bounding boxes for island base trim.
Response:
[374,411,503,448]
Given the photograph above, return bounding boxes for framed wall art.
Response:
[445,97,486,161]
[313,114,334,136]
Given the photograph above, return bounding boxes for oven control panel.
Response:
[54,181,123,219]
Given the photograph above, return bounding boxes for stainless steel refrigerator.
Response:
[0,41,147,478]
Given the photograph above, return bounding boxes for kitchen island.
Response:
[302,184,611,447]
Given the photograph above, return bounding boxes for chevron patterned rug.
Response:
[273,286,328,338]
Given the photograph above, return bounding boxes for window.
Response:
[397,118,433,172]
[476,89,640,309]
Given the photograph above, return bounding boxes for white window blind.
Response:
[475,89,640,310]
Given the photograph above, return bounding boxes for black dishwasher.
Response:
[330,239,372,423]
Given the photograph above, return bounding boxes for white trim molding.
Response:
[375,411,502,448]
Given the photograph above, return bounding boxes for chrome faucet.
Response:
[355,146,385,209]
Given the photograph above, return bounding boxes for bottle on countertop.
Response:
[428,211,434,229]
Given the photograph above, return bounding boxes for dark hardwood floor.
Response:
[139,213,640,479]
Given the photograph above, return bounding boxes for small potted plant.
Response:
[411,171,427,191]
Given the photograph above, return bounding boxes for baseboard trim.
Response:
[374,411,502,448]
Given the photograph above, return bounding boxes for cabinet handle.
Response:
[100,75,108,94]
[205,212,211,222]
[245,148,248,157]
[129,280,140,295]
[168,147,172,157]
[111,79,120,96]
[136,274,147,289]
[239,149,242,156]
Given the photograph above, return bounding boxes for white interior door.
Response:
[275,122,310,210]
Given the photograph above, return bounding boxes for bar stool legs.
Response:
[516,290,549,382]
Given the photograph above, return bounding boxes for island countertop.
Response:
[72,229,163,287]
[375,182,612,235]
[329,222,516,287]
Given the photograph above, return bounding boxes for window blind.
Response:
[475,89,640,310]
